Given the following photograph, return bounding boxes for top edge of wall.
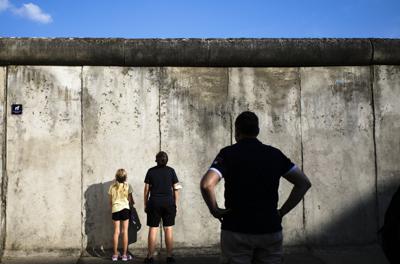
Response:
[0,38,399,67]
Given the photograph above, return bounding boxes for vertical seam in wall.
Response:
[370,65,379,237]
[298,67,307,239]
[227,68,233,145]
[158,68,163,251]
[0,66,9,260]
[80,66,84,254]
[369,38,375,65]
[158,68,162,152]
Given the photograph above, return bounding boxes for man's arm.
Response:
[200,170,230,220]
[279,166,312,218]
[144,183,150,212]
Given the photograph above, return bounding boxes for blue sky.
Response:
[0,0,399,38]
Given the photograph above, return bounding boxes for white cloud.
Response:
[0,0,11,12]
[13,2,52,23]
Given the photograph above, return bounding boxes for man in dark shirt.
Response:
[144,151,180,263]
[201,111,311,264]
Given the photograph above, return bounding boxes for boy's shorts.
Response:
[146,203,176,227]
[112,208,130,221]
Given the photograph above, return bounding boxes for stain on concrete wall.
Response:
[301,67,376,245]
[228,68,303,245]
[0,67,6,256]
[5,66,81,255]
[373,65,400,227]
[82,67,160,251]
[160,67,230,248]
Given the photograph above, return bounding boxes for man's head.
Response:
[156,151,168,166]
[235,111,259,141]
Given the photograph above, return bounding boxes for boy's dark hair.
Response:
[156,151,168,166]
[235,111,260,137]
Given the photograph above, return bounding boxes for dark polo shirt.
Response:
[145,165,179,203]
[210,138,294,234]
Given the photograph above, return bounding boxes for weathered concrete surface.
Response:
[160,67,230,247]
[301,67,376,245]
[0,38,124,66]
[373,65,400,227]
[82,67,160,251]
[228,68,304,245]
[0,67,6,257]
[2,38,400,67]
[372,39,400,65]
[5,66,81,255]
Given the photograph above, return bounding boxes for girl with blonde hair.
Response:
[108,168,134,261]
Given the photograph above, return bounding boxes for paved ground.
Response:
[0,245,390,264]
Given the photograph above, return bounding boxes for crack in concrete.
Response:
[298,67,307,239]
[369,66,380,239]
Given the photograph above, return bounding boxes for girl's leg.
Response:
[121,219,129,256]
[113,220,120,256]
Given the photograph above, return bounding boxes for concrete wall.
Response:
[374,66,400,227]
[5,66,82,256]
[0,64,399,256]
[0,67,5,257]
[301,67,376,245]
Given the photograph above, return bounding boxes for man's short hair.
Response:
[156,151,168,166]
[235,111,260,137]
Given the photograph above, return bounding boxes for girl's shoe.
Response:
[111,255,119,261]
[122,254,133,261]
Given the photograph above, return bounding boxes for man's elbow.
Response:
[303,179,312,192]
[200,177,213,192]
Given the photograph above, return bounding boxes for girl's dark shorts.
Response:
[112,208,130,221]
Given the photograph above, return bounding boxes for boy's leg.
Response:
[113,220,121,256]
[121,219,129,256]
[147,227,158,257]
[163,226,173,257]
[162,204,177,257]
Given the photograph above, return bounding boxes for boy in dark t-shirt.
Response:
[144,151,180,264]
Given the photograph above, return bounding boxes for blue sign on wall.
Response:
[11,104,23,115]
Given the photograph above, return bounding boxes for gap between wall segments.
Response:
[369,66,380,238]
[80,66,85,253]
[298,67,308,244]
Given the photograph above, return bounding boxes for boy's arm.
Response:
[144,183,150,212]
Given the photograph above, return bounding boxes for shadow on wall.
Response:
[84,181,137,258]
[302,179,399,248]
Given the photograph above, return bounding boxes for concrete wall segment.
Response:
[373,65,400,227]
[301,67,376,245]
[5,66,81,255]
[160,67,230,247]
[0,67,6,258]
[228,67,304,245]
[82,67,160,250]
